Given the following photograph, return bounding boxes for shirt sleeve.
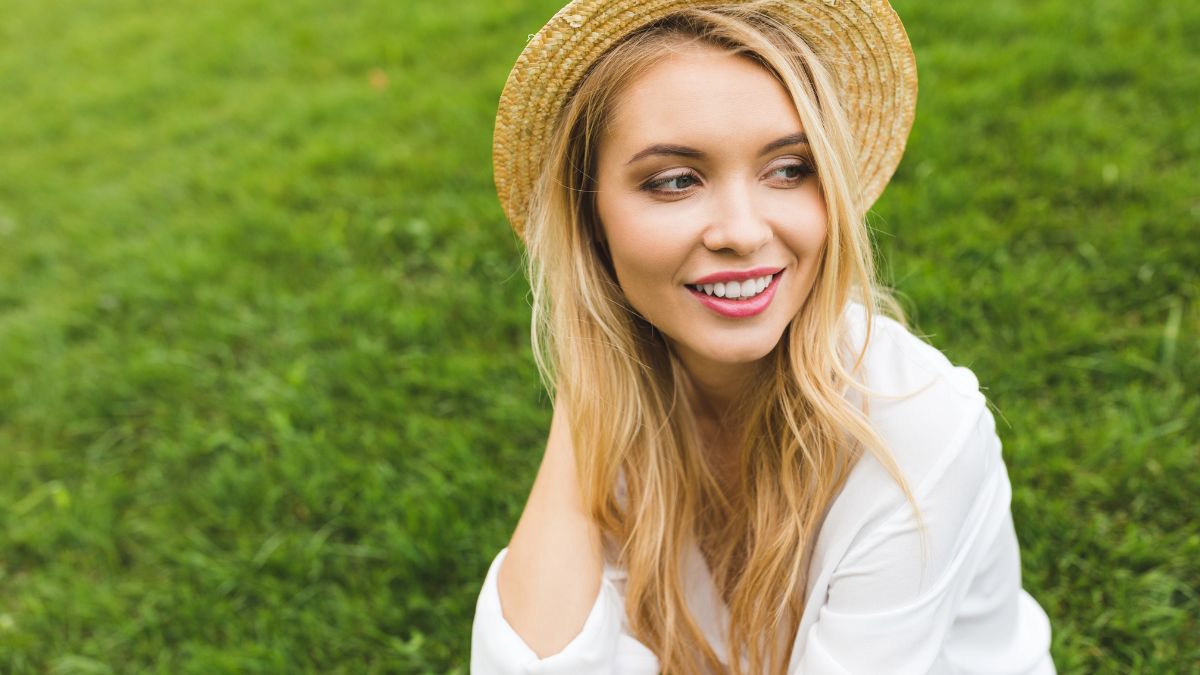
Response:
[470,547,661,674]
[794,403,1028,674]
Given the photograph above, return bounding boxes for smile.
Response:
[688,274,774,299]
[685,272,782,318]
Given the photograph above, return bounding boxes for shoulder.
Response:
[841,301,985,405]
[838,302,999,506]
[805,303,1007,582]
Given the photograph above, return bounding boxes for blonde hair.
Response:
[523,5,923,673]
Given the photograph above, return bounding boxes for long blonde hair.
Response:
[523,5,922,673]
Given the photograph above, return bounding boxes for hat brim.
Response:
[493,0,917,237]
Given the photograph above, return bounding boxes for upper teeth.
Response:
[693,274,774,299]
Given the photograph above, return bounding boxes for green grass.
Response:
[0,0,1195,672]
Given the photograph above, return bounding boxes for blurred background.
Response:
[0,0,1196,672]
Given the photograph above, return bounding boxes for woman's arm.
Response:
[496,399,605,658]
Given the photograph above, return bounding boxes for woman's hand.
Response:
[496,398,604,658]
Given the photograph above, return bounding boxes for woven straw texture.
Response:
[493,0,917,237]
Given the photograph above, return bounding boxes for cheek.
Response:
[805,209,829,251]
[788,191,829,251]
[761,187,828,262]
[597,196,691,297]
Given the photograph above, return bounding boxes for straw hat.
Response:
[493,0,917,237]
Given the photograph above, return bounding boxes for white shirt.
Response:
[471,303,1056,674]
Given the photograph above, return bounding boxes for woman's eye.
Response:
[768,162,815,183]
[643,172,699,194]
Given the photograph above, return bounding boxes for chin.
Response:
[690,334,782,366]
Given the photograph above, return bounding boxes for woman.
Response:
[472,1,1055,673]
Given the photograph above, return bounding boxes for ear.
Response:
[591,225,610,255]
[586,200,611,256]
[587,216,619,282]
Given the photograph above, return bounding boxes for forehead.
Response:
[604,43,804,149]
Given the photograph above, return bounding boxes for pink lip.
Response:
[686,271,782,318]
[689,266,784,285]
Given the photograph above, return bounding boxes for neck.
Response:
[672,347,771,506]
[673,346,770,430]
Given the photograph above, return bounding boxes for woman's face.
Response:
[594,43,828,377]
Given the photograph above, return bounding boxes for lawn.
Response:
[0,0,1196,672]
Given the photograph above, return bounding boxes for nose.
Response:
[701,182,773,255]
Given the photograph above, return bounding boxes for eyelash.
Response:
[640,160,816,195]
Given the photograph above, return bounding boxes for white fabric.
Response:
[471,303,1055,674]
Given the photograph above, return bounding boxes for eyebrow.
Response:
[625,132,809,165]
